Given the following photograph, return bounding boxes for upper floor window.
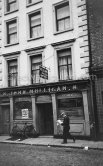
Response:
[8,59,18,87]
[28,10,43,39]
[54,1,72,33]
[5,0,18,13]
[57,48,72,80]
[31,54,42,84]
[6,19,18,45]
[27,0,42,6]
[6,18,18,45]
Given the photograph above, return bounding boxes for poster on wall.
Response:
[21,109,29,119]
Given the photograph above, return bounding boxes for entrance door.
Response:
[0,105,10,135]
[38,103,54,135]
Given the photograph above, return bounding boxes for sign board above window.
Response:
[39,66,48,79]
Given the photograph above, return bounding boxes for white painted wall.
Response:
[0,0,89,88]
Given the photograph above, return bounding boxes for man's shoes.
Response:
[73,137,75,143]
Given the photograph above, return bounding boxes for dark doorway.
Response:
[37,103,54,135]
[0,105,10,135]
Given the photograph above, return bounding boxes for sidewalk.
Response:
[0,135,103,150]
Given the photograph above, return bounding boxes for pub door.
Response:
[0,105,10,135]
[37,103,54,135]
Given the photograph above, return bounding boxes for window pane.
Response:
[9,33,17,44]
[9,3,17,11]
[58,49,72,80]
[59,57,67,65]
[14,97,32,120]
[31,26,41,38]
[57,5,70,20]
[58,20,64,31]
[30,12,41,38]
[58,98,84,119]
[8,60,18,87]
[7,0,17,12]
[65,18,70,29]
[31,55,42,84]
[68,65,72,79]
[59,66,68,80]
[32,70,40,83]
[9,23,17,34]
[31,15,41,27]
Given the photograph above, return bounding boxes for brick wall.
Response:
[87,0,103,68]
[87,0,103,137]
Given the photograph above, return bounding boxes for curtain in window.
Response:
[31,55,42,83]
[8,60,17,87]
[59,57,68,80]
[58,49,72,80]
[30,13,41,38]
[56,3,70,31]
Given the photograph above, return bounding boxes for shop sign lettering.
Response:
[0,84,78,96]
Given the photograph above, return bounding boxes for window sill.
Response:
[54,28,73,35]
[4,9,19,15]
[26,0,43,7]
[4,42,19,47]
[27,36,44,42]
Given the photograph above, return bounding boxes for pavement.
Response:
[0,135,103,150]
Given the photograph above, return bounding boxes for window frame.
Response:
[26,0,43,7]
[4,53,20,87]
[8,59,18,87]
[57,48,72,81]
[52,42,75,82]
[5,17,19,46]
[27,8,44,41]
[53,0,73,34]
[4,0,18,14]
[31,54,42,84]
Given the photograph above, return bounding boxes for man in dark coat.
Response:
[61,112,75,144]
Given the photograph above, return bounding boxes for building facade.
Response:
[87,0,103,140]
[0,0,94,138]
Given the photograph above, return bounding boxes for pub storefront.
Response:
[0,80,93,138]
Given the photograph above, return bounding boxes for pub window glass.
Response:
[14,97,32,120]
[57,98,84,119]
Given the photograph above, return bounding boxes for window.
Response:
[58,97,84,119]
[14,97,32,120]
[6,19,17,45]
[27,0,42,5]
[29,10,43,39]
[57,48,72,80]
[5,0,18,13]
[8,59,18,87]
[55,1,71,32]
[31,54,42,84]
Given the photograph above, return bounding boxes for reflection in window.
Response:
[58,98,84,119]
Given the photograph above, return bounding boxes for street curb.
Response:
[0,141,103,151]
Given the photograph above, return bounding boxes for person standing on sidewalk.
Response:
[61,112,75,144]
